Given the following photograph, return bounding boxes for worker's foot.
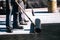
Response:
[13,26,23,29]
[20,21,27,25]
[24,19,29,22]
[6,26,12,33]
[16,26,23,29]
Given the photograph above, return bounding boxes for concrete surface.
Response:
[0,8,60,40]
[0,23,60,40]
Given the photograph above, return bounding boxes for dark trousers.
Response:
[6,0,12,29]
[12,6,18,28]
[6,0,23,29]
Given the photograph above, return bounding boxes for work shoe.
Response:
[13,26,23,29]
[24,19,29,22]
[20,21,27,25]
[24,20,29,22]
[6,26,12,33]
[16,26,23,29]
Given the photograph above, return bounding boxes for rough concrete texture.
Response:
[0,23,60,40]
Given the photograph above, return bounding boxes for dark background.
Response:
[26,0,60,8]
[0,0,60,15]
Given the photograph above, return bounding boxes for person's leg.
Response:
[19,0,28,25]
[13,6,23,29]
[6,0,12,32]
[6,10,10,28]
[19,11,27,25]
[11,0,18,29]
[6,12,12,32]
[13,8,18,28]
[19,11,22,22]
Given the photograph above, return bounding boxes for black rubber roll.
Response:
[35,18,41,33]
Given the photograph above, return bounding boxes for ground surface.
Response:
[0,24,60,40]
[0,8,60,40]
